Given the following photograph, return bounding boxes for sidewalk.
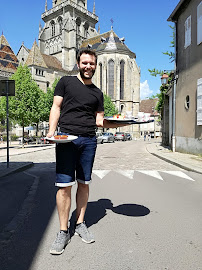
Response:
[146,140,202,175]
[0,142,54,178]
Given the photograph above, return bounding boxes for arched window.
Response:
[120,60,125,100]
[99,63,102,90]
[108,60,114,99]
[58,17,62,34]
[51,21,55,37]
[76,18,81,35]
[84,22,89,38]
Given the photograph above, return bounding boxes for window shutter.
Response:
[197,78,202,126]
[197,1,202,45]
[185,15,191,48]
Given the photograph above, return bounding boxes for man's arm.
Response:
[96,112,130,128]
[47,96,63,137]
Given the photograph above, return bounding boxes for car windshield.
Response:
[103,133,109,135]
[116,132,124,134]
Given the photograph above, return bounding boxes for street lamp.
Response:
[161,73,169,85]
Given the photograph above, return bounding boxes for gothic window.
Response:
[51,21,55,37]
[84,22,89,38]
[58,17,62,34]
[120,60,125,100]
[99,63,102,90]
[108,60,114,99]
[76,18,81,35]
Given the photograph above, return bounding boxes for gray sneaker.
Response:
[50,231,70,255]
[75,222,95,244]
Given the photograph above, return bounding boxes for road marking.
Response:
[116,170,134,179]
[161,171,195,181]
[137,170,163,180]
[93,170,110,179]
[92,170,195,182]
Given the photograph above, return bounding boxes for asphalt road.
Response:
[0,140,201,270]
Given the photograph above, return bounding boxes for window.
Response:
[197,1,202,45]
[51,21,55,37]
[120,60,125,100]
[84,22,89,38]
[58,17,62,34]
[184,95,190,110]
[108,60,114,99]
[185,15,191,48]
[99,63,102,90]
[197,78,202,125]
[76,18,81,35]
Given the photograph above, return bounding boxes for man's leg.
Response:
[76,182,89,224]
[50,186,72,255]
[56,186,72,230]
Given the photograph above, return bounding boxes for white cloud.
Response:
[140,80,153,100]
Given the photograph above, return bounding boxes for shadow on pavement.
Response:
[70,198,150,234]
[0,162,57,270]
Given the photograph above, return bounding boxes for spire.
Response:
[45,0,47,11]
[0,33,10,47]
[98,24,100,34]
[93,1,95,14]
[105,31,117,51]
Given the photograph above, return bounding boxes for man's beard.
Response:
[79,68,95,80]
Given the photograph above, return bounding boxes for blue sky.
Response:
[1,0,179,99]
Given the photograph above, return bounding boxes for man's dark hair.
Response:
[77,49,97,64]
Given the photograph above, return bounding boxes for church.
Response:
[0,0,140,136]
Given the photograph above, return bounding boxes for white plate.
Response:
[45,135,78,143]
[104,117,154,124]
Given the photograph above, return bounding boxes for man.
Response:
[47,49,127,255]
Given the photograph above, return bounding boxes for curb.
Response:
[0,162,34,179]
[150,152,202,175]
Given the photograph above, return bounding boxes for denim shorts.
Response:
[55,133,97,187]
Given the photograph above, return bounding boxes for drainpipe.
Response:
[172,22,177,152]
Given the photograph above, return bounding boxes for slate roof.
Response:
[139,98,159,116]
[81,30,136,58]
[25,40,65,71]
[25,40,47,68]
[0,34,19,73]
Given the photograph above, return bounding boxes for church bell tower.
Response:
[39,0,98,71]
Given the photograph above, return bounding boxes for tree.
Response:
[148,25,175,118]
[0,65,44,143]
[103,94,118,116]
[39,78,59,123]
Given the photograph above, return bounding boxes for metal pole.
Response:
[6,81,9,168]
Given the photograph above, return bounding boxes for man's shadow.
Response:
[69,199,150,235]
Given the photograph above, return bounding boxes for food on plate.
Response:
[54,135,68,140]
[113,114,125,120]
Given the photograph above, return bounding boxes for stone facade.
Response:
[168,0,202,154]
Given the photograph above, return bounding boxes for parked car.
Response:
[102,132,115,143]
[18,136,35,144]
[96,132,104,144]
[125,133,132,141]
[114,132,127,141]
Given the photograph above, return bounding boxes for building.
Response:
[0,34,19,80]
[168,0,202,154]
[139,98,161,138]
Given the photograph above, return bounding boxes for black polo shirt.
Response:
[54,76,104,136]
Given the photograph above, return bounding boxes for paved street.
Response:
[0,139,202,270]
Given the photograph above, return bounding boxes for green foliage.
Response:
[8,65,43,127]
[103,94,118,116]
[40,78,59,122]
